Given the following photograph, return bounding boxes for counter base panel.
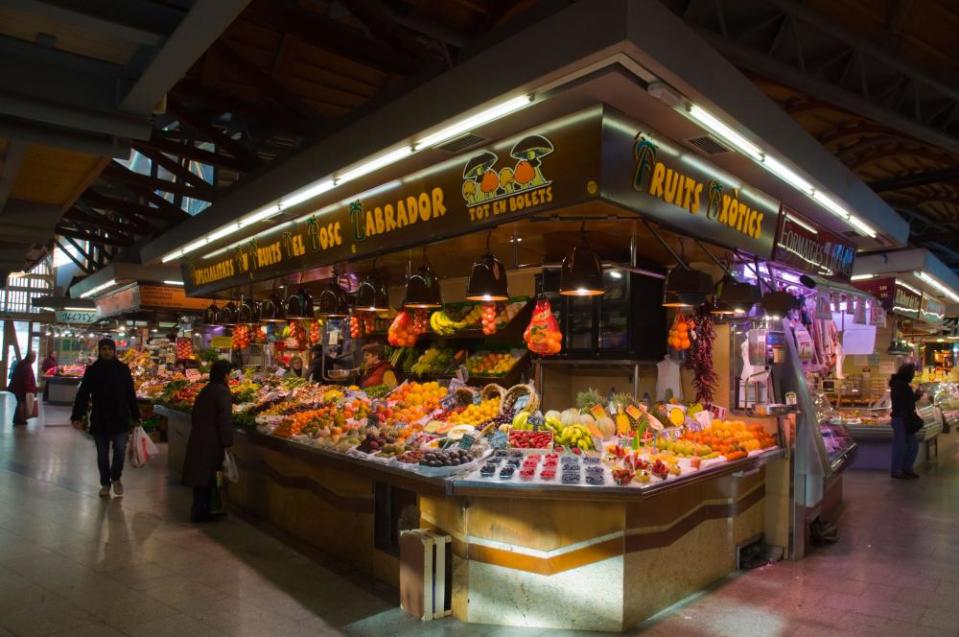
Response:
[45,377,81,406]
[847,437,938,471]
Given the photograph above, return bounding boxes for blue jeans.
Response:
[891,417,919,475]
[93,432,128,486]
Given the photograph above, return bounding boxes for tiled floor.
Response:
[0,400,956,636]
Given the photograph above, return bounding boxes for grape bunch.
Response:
[357,432,391,453]
[419,449,475,467]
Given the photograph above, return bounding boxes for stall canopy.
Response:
[852,248,959,322]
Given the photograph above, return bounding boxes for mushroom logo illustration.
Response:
[462,151,498,205]
[705,180,724,220]
[632,133,657,192]
[349,200,366,242]
[510,134,553,187]
[498,166,515,195]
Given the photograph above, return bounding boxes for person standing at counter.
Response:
[286,355,305,378]
[40,352,57,376]
[9,352,37,426]
[182,360,234,523]
[890,363,923,480]
[361,342,397,389]
[70,339,140,497]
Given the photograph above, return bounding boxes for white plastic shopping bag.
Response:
[222,449,239,483]
[128,425,159,468]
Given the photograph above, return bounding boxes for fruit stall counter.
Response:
[43,374,83,405]
[845,404,942,470]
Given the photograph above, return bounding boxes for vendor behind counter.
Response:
[360,342,396,389]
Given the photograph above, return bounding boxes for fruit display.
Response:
[466,350,520,377]
[410,347,456,377]
[446,397,501,425]
[309,321,322,345]
[349,315,362,339]
[429,305,483,336]
[509,430,553,449]
[388,311,420,348]
[419,448,476,467]
[232,325,252,349]
[481,304,497,335]
[524,298,562,355]
[683,420,777,457]
[667,313,693,351]
[175,338,194,360]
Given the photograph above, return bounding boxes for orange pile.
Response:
[667,314,692,351]
[682,420,776,461]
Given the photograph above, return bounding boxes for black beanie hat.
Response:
[98,338,116,350]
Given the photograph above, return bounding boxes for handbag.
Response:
[906,411,924,435]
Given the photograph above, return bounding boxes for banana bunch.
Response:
[512,411,531,431]
[543,415,563,435]
[556,424,595,451]
[429,311,466,336]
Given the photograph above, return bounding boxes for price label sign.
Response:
[625,404,642,421]
[458,434,476,450]
[185,369,201,381]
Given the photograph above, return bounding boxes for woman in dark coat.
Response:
[9,351,37,425]
[182,360,234,522]
[889,362,923,480]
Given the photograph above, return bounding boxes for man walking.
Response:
[71,339,140,497]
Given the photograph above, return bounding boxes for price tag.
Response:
[489,430,508,449]
[440,394,457,411]
[625,404,642,421]
[157,364,167,376]
[590,404,608,420]
[274,367,286,377]
[458,434,476,450]
[185,369,201,381]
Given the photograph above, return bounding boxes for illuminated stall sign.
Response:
[96,284,214,319]
[773,207,856,280]
[183,109,603,296]
[55,310,96,325]
[601,108,781,259]
[921,294,946,325]
[854,277,920,318]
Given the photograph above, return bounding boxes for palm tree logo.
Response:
[706,180,724,220]
[306,216,320,251]
[247,239,259,273]
[633,133,657,192]
[349,200,366,242]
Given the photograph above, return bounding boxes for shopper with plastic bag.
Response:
[182,360,234,523]
[127,424,159,468]
[70,339,140,497]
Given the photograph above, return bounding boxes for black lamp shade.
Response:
[203,302,221,326]
[560,240,604,296]
[285,287,314,319]
[260,289,287,322]
[662,268,713,308]
[355,276,389,312]
[466,252,509,302]
[709,299,737,316]
[717,276,761,313]
[219,300,239,326]
[317,282,349,317]
[404,265,442,308]
[237,297,260,325]
[761,291,800,315]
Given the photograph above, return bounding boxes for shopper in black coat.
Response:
[71,339,140,497]
[182,360,234,522]
[889,362,923,480]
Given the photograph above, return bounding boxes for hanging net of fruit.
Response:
[349,314,362,339]
[481,303,497,335]
[231,325,251,350]
[523,298,562,355]
[388,311,419,347]
[175,337,193,360]
[667,313,693,351]
[309,321,321,345]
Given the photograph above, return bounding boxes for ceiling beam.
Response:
[100,162,215,201]
[0,141,27,213]
[82,189,182,223]
[167,96,262,171]
[53,238,91,274]
[63,208,146,237]
[339,0,436,64]
[55,226,133,248]
[130,143,215,193]
[75,199,152,233]
[135,136,250,172]
[121,0,252,113]
[868,166,959,192]
[1,0,180,46]
[170,79,316,136]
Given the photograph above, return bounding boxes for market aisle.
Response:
[0,412,958,637]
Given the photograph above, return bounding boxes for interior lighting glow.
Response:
[416,95,532,149]
[916,271,959,302]
[64,306,92,311]
[896,280,922,296]
[846,214,877,238]
[762,156,814,194]
[337,147,413,184]
[79,279,118,299]
[280,180,335,209]
[161,249,183,263]
[784,213,818,234]
[687,104,763,160]
[850,274,875,281]
[238,205,280,229]
[163,280,183,286]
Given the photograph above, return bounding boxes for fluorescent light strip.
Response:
[896,279,922,296]
[161,94,533,264]
[685,103,880,239]
[416,96,532,148]
[784,213,818,235]
[916,271,959,303]
[64,306,92,311]
[163,280,183,286]
[687,105,763,161]
[79,279,117,299]
[850,274,875,281]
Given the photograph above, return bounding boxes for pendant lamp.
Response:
[560,224,604,297]
[259,284,287,323]
[355,274,389,312]
[202,301,221,326]
[317,279,349,317]
[285,286,314,319]
[760,291,800,315]
[466,232,509,302]
[715,275,761,314]
[237,295,260,325]
[662,267,713,308]
[219,297,239,326]
[404,251,442,309]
